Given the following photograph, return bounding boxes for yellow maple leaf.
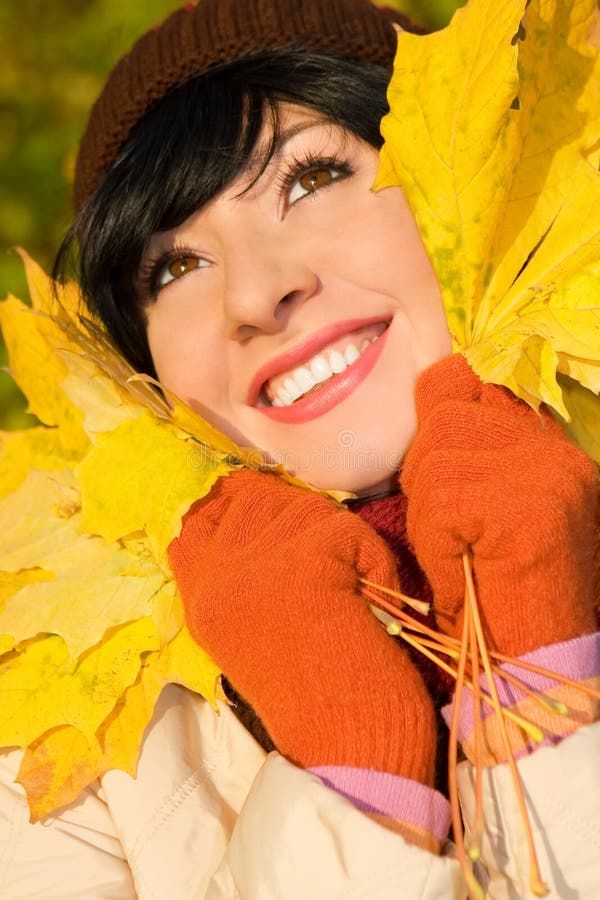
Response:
[17,725,104,822]
[98,628,221,782]
[148,579,184,647]
[557,376,600,462]
[0,257,240,817]
[0,427,81,501]
[0,636,70,749]
[59,349,144,435]
[19,248,82,319]
[77,412,230,562]
[376,0,600,458]
[0,619,156,750]
[0,469,164,661]
[0,568,54,610]
[0,635,14,656]
[0,251,96,452]
[0,295,88,456]
[0,449,220,815]
[17,625,221,822]
[0,468,80,573]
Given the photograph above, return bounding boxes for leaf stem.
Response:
[488,650,600,701]
[398,630,544,742]
[462,551,549,897]
[469,601,484,863]
[448,580,484,900]
[358,577,431,615]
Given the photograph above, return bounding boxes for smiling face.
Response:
[142,104,451,494]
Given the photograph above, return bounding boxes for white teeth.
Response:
[283,377,302,401]
[276,386,294,406]
[329,350,347,374]
[310,355,333,384]
[294,366,316,393]
[268,332,381,407]
[344,343,360,365]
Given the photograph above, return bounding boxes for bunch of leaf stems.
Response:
[361,557,600,899]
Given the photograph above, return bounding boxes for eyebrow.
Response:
[274,118,330,147]
[236,115,337,197]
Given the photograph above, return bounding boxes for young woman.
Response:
[1,0,598,897]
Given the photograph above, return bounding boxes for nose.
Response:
[221,232,319,340]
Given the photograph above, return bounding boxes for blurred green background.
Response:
[0,0,463,431]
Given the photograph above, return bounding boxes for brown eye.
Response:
[287,164,347,205]
[156,254,208,289]
[298,168,333,193]
[168,256,199,279]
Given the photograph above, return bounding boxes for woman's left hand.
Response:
[400,354,598,657]
[168,468,436,781]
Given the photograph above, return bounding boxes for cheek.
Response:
[327,194,438,297]
[408,289,452,368]
[146,307,220,402]
[370,200,450,359]
[146,315,182,388]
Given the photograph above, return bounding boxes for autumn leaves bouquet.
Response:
[376,0,600,453]
[0,1,599,883]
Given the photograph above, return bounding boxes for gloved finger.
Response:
[404,484,469,621]
[351,516,401,591]
[189,468,338,547]
[478,381,587,449]
[413,353,482,425]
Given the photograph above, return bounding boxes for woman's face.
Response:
[143,104,451,494]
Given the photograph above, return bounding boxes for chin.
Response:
[300,465,399,498]
[268,416,413,497]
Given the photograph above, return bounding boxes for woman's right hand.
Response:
[168,468,436,784]
[401,354,598,658]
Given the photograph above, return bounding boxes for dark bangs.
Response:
[56,51,391,374]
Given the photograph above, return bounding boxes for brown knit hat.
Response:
[74,0,419,212]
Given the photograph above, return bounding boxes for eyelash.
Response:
[140,243,203,298]
[141,154,353,297]
[275,153,353,209]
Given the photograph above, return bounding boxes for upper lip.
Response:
[247,316,391,406]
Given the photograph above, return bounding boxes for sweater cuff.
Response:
[442,632,600,765]
[307,765,451,846]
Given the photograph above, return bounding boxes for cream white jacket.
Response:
[1,684,599,899]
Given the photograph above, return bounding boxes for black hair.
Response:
[55,51,392,374]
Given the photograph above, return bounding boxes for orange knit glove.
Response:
[168,469,436,784]
[401,354,598,657]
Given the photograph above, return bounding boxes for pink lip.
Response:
[248,317,390,406]
[253,319,390,425]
